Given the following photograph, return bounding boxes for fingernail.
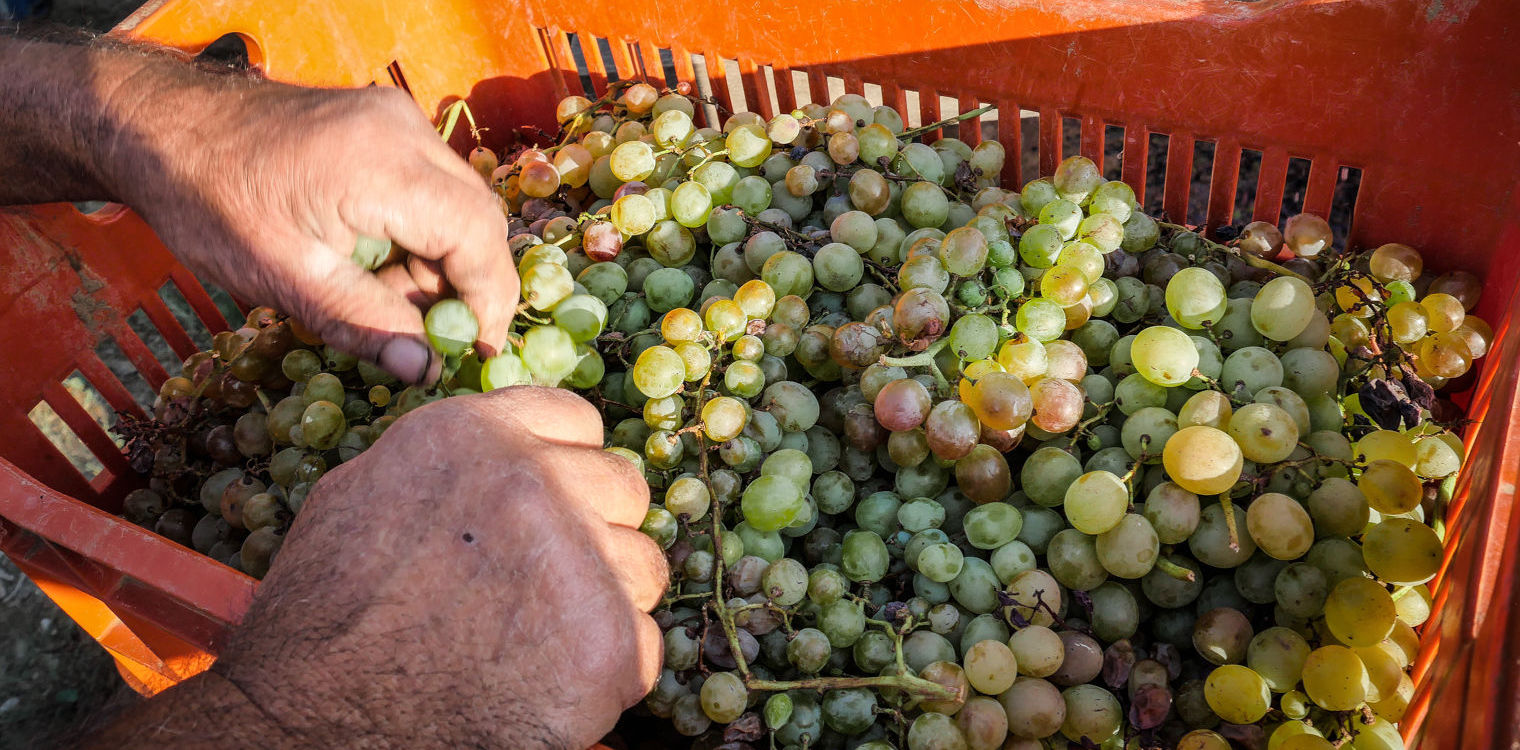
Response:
[380,338,436,385]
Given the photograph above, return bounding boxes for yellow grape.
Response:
[1421,292,1465,333]
[1245,492,1314,560]
[1179,730,1231,750]
[997,335,1049,383]
[1418,332,1472,378]
[1057,241,1105,283]
[1363,517,1442,584]
[1227,402,1299,463]
[1386,301,1429,345]
[1131,325,1199,387]
[1353,644,1403,703]
[1369,242,1423,282]
[1162,426,1243,495]
[734,279,777,320]
[1357,430,1418,468]
[1301,645,1368,710]
[1252,277,1316,341]
[661,307,704,343]
[1040,265,1089,306]
[1203,665,1270,724]
[1334,277,1382,319]
[1358,459,1422,514]
[1324,577,1396,647]
[1178,390,1233,430]
[1270,721,1326,750]
[1283,213,1333,257]
[1370,672,1415,722]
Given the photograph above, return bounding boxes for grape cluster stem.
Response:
[1157,220,1313,284]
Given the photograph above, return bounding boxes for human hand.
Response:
[114,79,516,384]
[205,387,666,748]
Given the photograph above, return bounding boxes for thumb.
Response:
[279,250,442,385]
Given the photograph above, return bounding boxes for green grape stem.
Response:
[1154,556,1197,582]
[1066,401,1115,449]
[1157,220,1313,284]
[879,337,951,369]
[1219,495,1241,552]
[689,363,753,681]
[745,674,957,702]
[898,103,997,140]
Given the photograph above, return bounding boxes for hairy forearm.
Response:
[0,35,250,205]
[71,670,312,750]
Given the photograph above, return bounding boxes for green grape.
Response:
[643,266,695,313]
[1252,277,1316,341]
[700,671,747,723]
[1144,481,1201,543]
[521,324,577,384]
[1094,513,1159,578]
[916,542,965,583]
[963,503,1023,549]
[818,599,866,648]
[577,262,628,304]
[731,175,772,215]
[761,250,815,298]
[1089,581,1139,641]
[814,242,865,292]
[424,299,479,356]
[1189,501,1256,567]
[1228,402,1299,463]
[901,180,950,228]
[1047,529,1108,591]
[948,314,999,361]
[1220,345,1283,395]
[949,557,1003,614]
[1037,199,1082,243]
[1165,267,1227,329]
[631,345,685,399]
[670,180,712,227]
[551,294,607,343]
[1121,406,1178,460]
[1016,298,1067,342]
[1064,471,1129,534]
[1246,626,1311,693]
[1114,372,1167,415]
[1060,684,1121,743]
[898,497,947,533]
[1019,223,1064,268]
[1131,325,1199,386]
[1021,446,1082,506]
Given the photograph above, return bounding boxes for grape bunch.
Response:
[121,80,1492,750]
[113,310,460,578]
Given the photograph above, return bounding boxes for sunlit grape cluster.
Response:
[121,80,1488,750]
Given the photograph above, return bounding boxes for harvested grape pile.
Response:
[119,81,1493,750]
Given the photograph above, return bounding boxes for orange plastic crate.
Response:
[2,0,1517,744]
